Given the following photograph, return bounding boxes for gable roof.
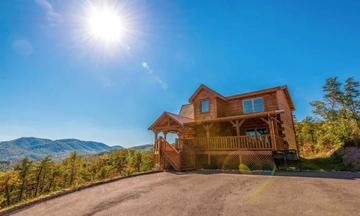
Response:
[281,86,295,111]
[188,84,295,111]
[227,85,295,111]
[148,112,193,131]
[166,112,193,124]
[189,84,227,103]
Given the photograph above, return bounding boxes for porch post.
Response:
[261,117,277,150]
[163,132,168,140]
[269,118,276,150]
[230,119,246,136]
[154,131,159,151]
[203,124,212,165]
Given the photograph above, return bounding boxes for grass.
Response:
[300,157,352,171]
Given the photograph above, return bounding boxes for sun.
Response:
[85,4,127,44]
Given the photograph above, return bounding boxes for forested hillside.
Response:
[296,77,360,170]
[0,137,121,161]
[0,149,154,209]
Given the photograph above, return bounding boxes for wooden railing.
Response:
[178,134,272,151]
[157,137,181,171]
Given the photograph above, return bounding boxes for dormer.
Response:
[189,84,227,120]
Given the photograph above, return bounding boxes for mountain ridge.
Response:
[0,137,123,161]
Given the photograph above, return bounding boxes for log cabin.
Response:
[149,84,298,171]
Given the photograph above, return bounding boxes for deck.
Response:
[176,134,280,151]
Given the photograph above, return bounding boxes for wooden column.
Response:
[202,124,213,165]
[154,131,159,150]
[269,118,276,150]
[230,119,246,136]
[261,117,276,150]
[153,131,159,167]
[238,151,243,164]
[163,132,168,140]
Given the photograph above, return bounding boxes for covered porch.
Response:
[148,110,286,170]
[179,110,285,152]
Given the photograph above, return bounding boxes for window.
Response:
[246,128,267,136]
[243,100,253,113]
[200,99,209,113]
[254,98,265,112]
[243,98,264,113]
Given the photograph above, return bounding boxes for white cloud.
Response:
[35,0,62,25]
[12,39,33,56]
[141,61,167,89]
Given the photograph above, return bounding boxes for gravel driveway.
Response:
[9,171,360,216]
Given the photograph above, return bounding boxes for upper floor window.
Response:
[243,98,264,113]
[200,99,209,113]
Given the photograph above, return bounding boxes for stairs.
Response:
[158,137,182,171]
[157,137,196,171]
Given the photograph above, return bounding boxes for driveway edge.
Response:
[0,170,163,216]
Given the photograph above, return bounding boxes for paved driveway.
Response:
[10,171,360,216]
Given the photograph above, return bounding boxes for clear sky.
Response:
[0,0,359,147]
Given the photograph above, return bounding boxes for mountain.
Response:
[130,144,153,151]
[111,145,125,150]
[0,137,123,161]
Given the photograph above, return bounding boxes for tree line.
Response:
[296,76,360,157]
[0,149,154,208]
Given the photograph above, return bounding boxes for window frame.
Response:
[242,97,265,114]
[200,98,210,113]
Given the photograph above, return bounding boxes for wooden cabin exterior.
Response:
[149,84,298,171]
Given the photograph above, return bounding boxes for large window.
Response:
[200,99,209,113]
[246,128,267,136]
[243,98,264,113]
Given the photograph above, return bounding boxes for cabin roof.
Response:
[166,112,193,124]
[189,84,295,111]
[226,85,295,111]
[189,84,227,103]
[148,111,193,131]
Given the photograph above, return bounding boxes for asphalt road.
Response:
[10,171,360,216]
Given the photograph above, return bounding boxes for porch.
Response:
[176,134,278,151]
[149,111,286,170]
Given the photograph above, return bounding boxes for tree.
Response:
[0,171,19,206]
[344,77,360,127]
[34,156,52,196]
[298,76,360,155]
[63,152,82,186]
[140,149,155,171]
[46,163,62,192]
[15,157,32,202]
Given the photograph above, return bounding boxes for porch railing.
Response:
[177,134,272,151]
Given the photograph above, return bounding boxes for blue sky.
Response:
[0,0,359,147]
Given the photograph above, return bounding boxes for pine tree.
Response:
[15,158,32,202]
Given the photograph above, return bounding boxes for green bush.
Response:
[247,162,258,171]
[239,163,251,174]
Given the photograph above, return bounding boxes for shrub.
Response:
[239,163,251,174]
[261,163,274,171]
[247,162,258,171]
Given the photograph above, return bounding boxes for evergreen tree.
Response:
[15,158,32,202]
